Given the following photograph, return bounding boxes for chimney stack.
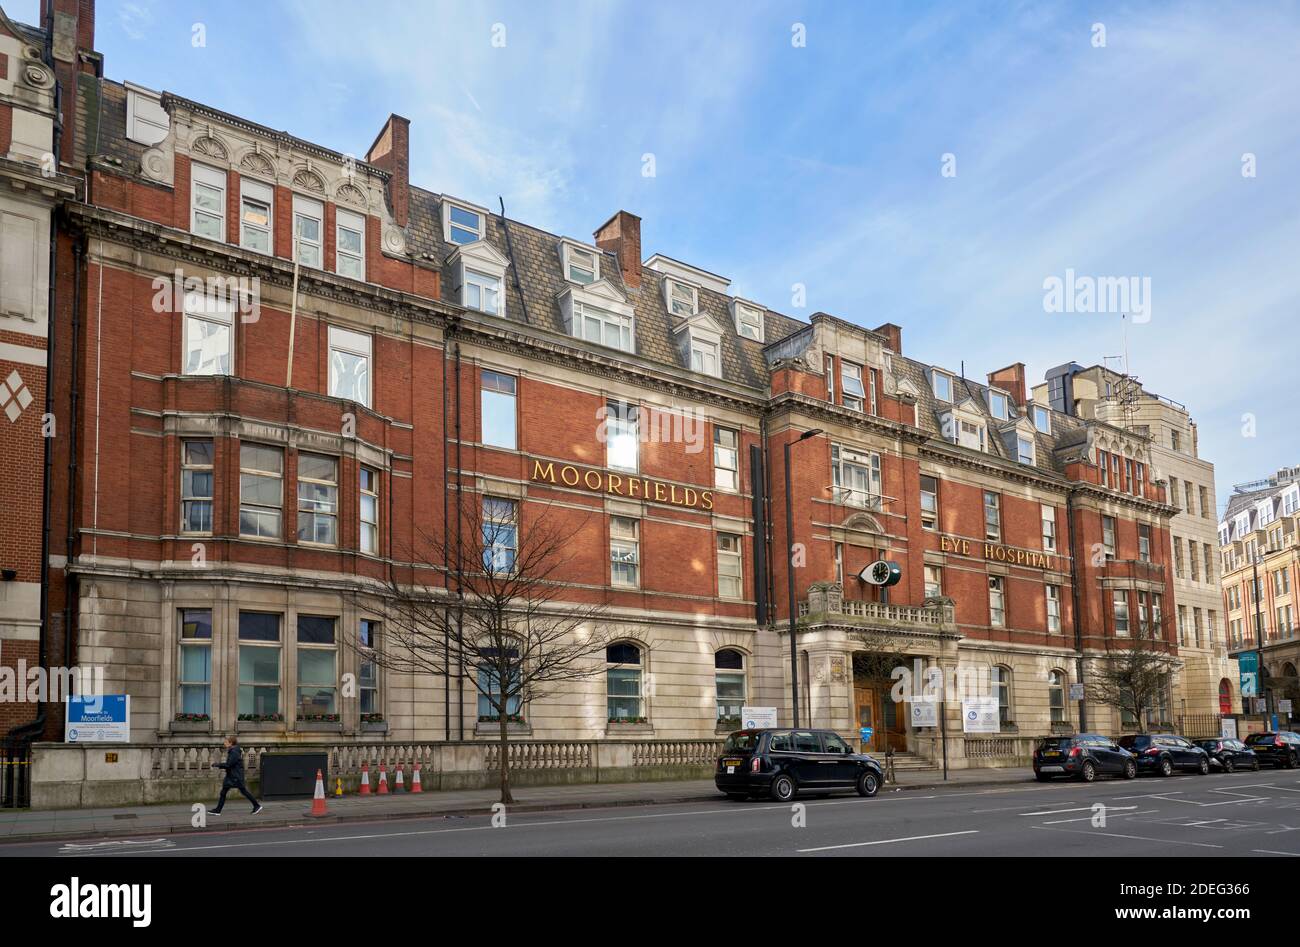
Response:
[873,322,902,354]
[41,0,96,165]
[988,363,1027,406]
[365,114,410,228]
[594,210,642,289]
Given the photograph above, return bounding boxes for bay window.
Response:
[832,445,882,510]
[296,616,337,719]
[296,453,338,546]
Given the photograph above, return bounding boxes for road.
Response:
[8,768,1300,857]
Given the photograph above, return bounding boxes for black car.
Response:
[714,728,883,802]
[1244,731,1300,768]
[1034,734,1136,782]
[1193,738,1260,773]
[1117,734,1211,776]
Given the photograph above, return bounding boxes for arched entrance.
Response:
[1218,678,1233,715]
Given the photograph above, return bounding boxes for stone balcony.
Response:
[796,581,956,630]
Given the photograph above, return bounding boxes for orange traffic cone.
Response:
[394,763,405,792]
[411,763,423,793]
[309,769,328,817]
[360,761,371,795]
[377,761,389,795]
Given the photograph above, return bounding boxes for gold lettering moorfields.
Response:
[531,460,713,511]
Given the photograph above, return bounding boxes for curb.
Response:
[0,775,1037,846]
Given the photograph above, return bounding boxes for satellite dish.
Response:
[859,559,902,587]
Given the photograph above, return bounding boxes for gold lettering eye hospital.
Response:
[531,460,715,511]
[939,534,1056,570]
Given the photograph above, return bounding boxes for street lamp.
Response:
[785,427,823,728]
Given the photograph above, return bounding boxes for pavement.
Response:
[0,765,1029,846]
[8,766,1300,857]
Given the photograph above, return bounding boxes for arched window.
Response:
[990,665,1012,727]
[606,642,643,723]
[1048,670,1067,725]
[1218,678,1233,715]
[715,649,746,728]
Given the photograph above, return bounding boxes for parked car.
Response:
[714,728,884,802]
[1193,738,1260,773]
[1243,731,1300,768]
[1034,734,1136,782]
[1117,734,1211,776]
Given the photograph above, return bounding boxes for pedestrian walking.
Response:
[211,735,263,815]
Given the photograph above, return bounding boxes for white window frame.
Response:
[984,491,1001,542]
[239,177,273,255]
[126,84,169,145]
[1041,504,1057,552]
[1102,515,1117,559]
[666,278,698,317]
[444,200,486,245]
[932,370,953,403]
[605,401,639,473]
[988,576,1005,628]
[832,445,882,510]
[713,426,739,491]
[989,389,1009,420]
[482,498,518,573]
[572,299,633,353]
[335,208,366,280]
[1046,585,1061,633]
[920,475,939,531]
[480,370,517,450]
[178,608,212,717]
[1017,435,1036,465]
[733,302,764,342]
[690,332,721,377]
[841,362,866,412]
[463,267,503,315]
[239,443,283,540]
[924,565,942,599]
[717,532,743,599]
[359,466,379,555]
[296,453,339,547]
[327,326,372,408]
[181,439,214,535]
[1033,405,1051,434]
[292,195,324,269]
[182,291,235,376]
[610,516,640,588]
[296,615,338,719]
[1114,590,1130,636]
[958,418,986,452]
[825,356,835,403]
[190,163,226,242]
[561,242,599,284]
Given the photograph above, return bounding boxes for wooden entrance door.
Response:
[854,682,908,754]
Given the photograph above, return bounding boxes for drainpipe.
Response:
[454,341,465,741]
[1066,489,1088,731]
[441,322,451,741]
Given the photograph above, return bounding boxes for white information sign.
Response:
[910,700,938,728]
[740,706,777,729]
[962,697,1000,734]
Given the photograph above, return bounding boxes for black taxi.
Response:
[715,728,884,802]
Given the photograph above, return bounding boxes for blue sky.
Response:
[12,0,1299,513]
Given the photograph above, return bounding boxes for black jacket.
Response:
[216,746,245,785]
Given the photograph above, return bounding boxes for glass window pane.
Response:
[297,616,336,645]
[238,612,280,642]
[239,645,280,682]
[180,645,211,682]
[298,648,336,685]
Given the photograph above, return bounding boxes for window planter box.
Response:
[360,720,389,735]
[475,720,532,736]
[236,719,285,734]
[170,719,212,734]
[296,720,343,733]
[606,721,654,735]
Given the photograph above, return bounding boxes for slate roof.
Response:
[406,187,804,391]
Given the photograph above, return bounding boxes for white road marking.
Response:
[798,830,979,853]
[1040,809,1156,825]
[1031,825,1223,848]
[1253,849,1300,856]
[1020,806,1137,817]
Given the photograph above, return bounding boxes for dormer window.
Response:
[449,240,509,319]
[443,199,487,245]
[733,301,764,342]
[841,362,866,412]
[933,371,953,403]
[989,390,1009,420]
[126,84,169,146]
[1017,435,1035,465]
[564,245,598,284]
[1033,405,1051,434]
[690,335,721,377]
[959,419,986,452]
[667,279,697,317]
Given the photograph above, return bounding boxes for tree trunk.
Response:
[498,713,514,805]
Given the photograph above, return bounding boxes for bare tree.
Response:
[348,500,617,803]
[1086,614,1180,734]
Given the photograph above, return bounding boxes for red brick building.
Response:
[6,0,1194,769]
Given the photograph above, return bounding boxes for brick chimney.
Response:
[873,322,902,354]
[988,363,1027,406]
[41,0,96,166]
[594,210,641,289]
[365,114,410,228]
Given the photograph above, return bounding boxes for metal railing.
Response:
[1,739,31,809]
